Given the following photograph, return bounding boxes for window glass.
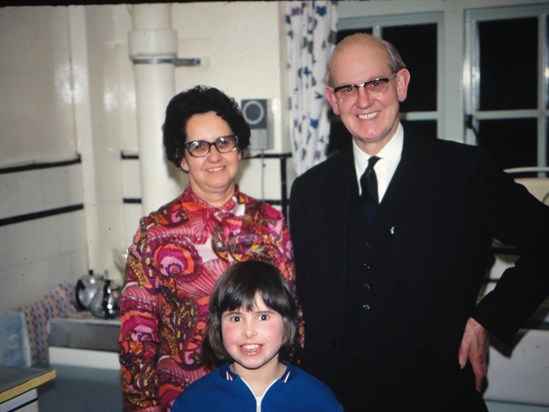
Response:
[401,120,437,138]
[477,119,537,169]
[383,24,437,112]
[478,18,537,110]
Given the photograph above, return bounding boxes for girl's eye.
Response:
[230,315,241,322]
[260,314,269,321]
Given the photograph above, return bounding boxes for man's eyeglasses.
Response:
[184,135,239,157]
[332,72,397,102]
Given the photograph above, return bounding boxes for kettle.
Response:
[88,278,121,319]
[75,271,121,319]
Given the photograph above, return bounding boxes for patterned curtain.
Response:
[285,0,338,176]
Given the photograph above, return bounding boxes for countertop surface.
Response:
[0,365,56,403]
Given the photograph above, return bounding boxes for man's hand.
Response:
[458,317,489,392]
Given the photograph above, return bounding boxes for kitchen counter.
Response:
[48,315,120,370]
[0,365,55,412]
[38,364,121,412]
[48,314,120,352]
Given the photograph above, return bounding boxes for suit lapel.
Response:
[382,132,428,215]
[376,131,432,271]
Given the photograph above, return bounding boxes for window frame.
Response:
[464,4,549,167]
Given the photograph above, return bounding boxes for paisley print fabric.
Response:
[119,186,295,411]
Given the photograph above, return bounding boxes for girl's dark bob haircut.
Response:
[202,260,299,368]
[162,85,251,167]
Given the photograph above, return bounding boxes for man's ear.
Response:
[325,86,341,116]
[396,68,411,103]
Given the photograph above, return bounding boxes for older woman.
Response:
[119,86,295,411]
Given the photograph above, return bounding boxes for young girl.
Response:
[172,260,343,412]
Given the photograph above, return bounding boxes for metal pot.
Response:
[88,278,121,319]
[75,271,121,318]
[75,271,106,311]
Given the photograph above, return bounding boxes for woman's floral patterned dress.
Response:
[119,186,295,411]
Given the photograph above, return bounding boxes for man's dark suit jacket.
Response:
[289,129,549,411]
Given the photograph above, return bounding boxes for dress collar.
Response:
[182,184,241,212]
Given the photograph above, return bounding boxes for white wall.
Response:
[0,7,88,312]
[0,2,290,314]
[0,7,75,165]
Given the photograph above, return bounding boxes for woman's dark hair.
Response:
[162,85,251,166]
[202,260,300,368]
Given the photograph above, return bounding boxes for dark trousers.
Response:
[333,352,488,412]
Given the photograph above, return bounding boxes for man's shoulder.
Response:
[404,130,489,165]
[404,128,479,152]
[295,147,352,182]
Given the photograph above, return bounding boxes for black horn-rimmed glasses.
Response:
[184,135,239,157]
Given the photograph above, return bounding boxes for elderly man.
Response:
[290,33,549,411]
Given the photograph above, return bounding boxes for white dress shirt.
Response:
[353,123,404,202]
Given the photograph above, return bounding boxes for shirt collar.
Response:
[221,361,293,384]
[353,122,404,175]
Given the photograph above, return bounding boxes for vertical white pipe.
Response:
[68,6,101,271]
[129,4,182,215]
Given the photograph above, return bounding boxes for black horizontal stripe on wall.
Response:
[243,152,292,160]
[0,204,84,227]
[0,155,81,174]
[121,152,139,160]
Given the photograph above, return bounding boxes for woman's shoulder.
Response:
[238,190,285,219]
[139,193,187,226]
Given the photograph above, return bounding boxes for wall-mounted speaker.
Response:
[241,99,273,151]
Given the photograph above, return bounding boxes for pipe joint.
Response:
[129,28,177,59]
[129,29,200,66]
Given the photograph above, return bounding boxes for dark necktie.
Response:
[360,156,380,224]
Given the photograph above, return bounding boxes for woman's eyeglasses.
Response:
[332,72,397,102]
[184,135,239,157]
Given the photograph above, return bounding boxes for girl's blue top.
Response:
[172,360,344,412]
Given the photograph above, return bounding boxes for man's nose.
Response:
[355,86,373,106]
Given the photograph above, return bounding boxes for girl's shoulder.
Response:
[172,366,234,411]
[277,363,343,409]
